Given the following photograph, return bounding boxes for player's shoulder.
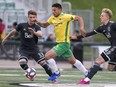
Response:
[32,24,41,31]
[110,21,116,24]
[110,21,116,27]
[18,22,27,26]
[63,13,74,17]
[35,24,41,28]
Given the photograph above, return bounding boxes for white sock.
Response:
[73,60,88,75]
[47,58,59,74]
[84,77,90,82]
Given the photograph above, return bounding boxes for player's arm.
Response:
[34,31,42,37]
[77,30,98,39]
[28,27,42,37]
[2,29,16,45]
[36,21,50,28]
[74,16,87,36]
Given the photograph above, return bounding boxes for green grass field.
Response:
[0,68,116,87]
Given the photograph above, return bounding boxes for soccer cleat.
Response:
[77,79,90,84]
[48,72,60,81]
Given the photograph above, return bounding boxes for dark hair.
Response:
[52,3,62,9]
[28,10,37,16]
[13,22,17,26]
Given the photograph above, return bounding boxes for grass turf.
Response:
[0,68,116,87]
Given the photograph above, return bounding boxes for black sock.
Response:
[42,63,53,76]
[20,64,29,70]
[87,62,100,79]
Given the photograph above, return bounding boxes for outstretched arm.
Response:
[36,21,50,28]
[78,30,97,38]
[2,29,16,45]
[74,16,87,36]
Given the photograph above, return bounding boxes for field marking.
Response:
[19,83,116,87]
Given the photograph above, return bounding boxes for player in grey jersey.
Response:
[71,8,116,84]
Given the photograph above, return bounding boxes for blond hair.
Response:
[102,8,113,19]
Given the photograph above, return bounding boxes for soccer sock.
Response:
[47,58,59,74]
[87,62,100,79]
[42,62,53,76]
[20,64,29,70]
[73,60,88,76]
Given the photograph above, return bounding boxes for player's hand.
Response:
[80,28,87,37]
[34,20,38,24]
[70,36,77,40]
[28,27,35,33]
[2,39,7,45]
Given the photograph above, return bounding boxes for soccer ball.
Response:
[25,68,36,81]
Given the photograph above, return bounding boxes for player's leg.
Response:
[63,49,88,76]
[32,51,59,83]
[46,43,72,81]
[78,56,105,84]
[107,64,116,71]
[45,49,60,81]
[47,58,59,75]
[18,50,34,80]
[32,52,53,77]
[78,47,113,84]
[18,50,29,70]
[107,52,116,71]
[43,43,59,74]
[19,58,29,70]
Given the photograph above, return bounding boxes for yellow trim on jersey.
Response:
[47,13,75,43]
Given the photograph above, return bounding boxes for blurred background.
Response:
[0,0,116,69]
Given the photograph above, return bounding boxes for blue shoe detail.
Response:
[48,72,60,81]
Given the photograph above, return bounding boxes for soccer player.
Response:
[2,10,56,82]
[36,3,88,81]
[77,8,116,84]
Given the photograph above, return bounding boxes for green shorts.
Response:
[53,42,73,59]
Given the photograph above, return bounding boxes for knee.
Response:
[39,60,46,65]
[67,58,76,64]
[94,62,100,67]
[19,58,27,65]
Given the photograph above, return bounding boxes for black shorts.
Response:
[18,49,45,63]
[101,46,116,65]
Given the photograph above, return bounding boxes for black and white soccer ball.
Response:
[25,68,36,81]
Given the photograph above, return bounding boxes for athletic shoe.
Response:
[52,79,59,84]
[48,72,60,81]
[77,79,90,84]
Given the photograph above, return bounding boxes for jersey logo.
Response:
[24,32,33,38]
[105,26,111,38]
[59,18,63,20]
[54,22,62,26]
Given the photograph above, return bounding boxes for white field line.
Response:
[19,83,116,87]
